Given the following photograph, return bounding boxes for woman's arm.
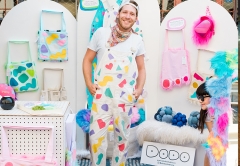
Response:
[205,121,213,132]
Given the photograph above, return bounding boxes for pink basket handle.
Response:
[1,125,54,162]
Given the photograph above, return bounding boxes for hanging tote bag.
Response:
[40,68,67,101]
[37,10,68,62]
[188,49,215,104]
[6,41,39,92]
[161,30,191,90]
[0,125,57,166]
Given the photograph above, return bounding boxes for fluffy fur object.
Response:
[204,48,237,164]
[206,76,232,98]
[131,108,145,128]
[76,109,91,133]
[192,15,215,46]
[209,50,238,78]
[206,148,226,166]
[131,106,140,124]
[136,120,208,146]
[217,112,229,136]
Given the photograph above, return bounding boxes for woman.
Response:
[196,82,213,166]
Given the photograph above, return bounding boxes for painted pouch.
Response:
[37,10,68,62]
[188,49,215,104]
[161,30,191,90]
[6,41,38,92]
[0,125,57,166]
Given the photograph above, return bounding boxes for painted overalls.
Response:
[89,42,138,166]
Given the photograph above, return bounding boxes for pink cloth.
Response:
[161,30,191,90]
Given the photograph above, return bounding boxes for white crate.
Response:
[0,101,71,166]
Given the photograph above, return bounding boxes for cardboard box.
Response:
[141,141,196,166]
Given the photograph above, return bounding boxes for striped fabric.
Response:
[76,158,151,166]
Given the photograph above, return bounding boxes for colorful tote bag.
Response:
[161,30,191,90]
[0,125,57,166]
[6,41,38,93]
[37,10,68,62]
[188,49,215,104]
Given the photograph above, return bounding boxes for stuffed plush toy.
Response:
[188,111,200,128]
[172,112,187,127]
[154,106,175,123]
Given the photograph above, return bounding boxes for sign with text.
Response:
[141,141,195,166]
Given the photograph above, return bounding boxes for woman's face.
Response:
[197,95,211,110]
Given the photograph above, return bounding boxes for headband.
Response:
[119,2,139,11]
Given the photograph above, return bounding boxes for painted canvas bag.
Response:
[6,41,38,92]
[188,49,215,103]
[161,30,191,90]
[0,125,57,166]
[37,10,68,62]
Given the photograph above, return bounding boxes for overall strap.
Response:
[40,10,66,31]
[7,41,32,64]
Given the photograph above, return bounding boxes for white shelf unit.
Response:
[0,101,71,166]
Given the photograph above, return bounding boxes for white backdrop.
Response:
[0,0,77,111]
[155,0,238,119]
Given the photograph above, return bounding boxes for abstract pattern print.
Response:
[89,45,138,166]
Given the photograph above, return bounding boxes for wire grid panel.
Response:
[0,110,71,166]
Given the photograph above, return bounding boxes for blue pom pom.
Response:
[172,112,187,127]
[172,119,177,124]
[160,110,165,116]
[162,115,172,123]
[154,106,175,123]
[188,111,200,129]
[177,121,183,127]
[165,106,172,115]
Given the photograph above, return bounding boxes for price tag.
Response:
[182,56,187,65]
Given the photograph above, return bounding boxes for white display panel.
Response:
[0,0,78,112]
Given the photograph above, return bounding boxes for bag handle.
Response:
[164,29,185,50]
[7,41,32,64]
[43,68,64,91]
[1,125,54,162]
[40,10,66,31]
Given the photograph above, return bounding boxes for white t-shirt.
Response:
[88,27,146,62]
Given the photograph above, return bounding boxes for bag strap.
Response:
[165,29,185,50]
[43,68,64,90]
[1,125,54,162]
[7,41,32,64]
[40,10,66,31]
